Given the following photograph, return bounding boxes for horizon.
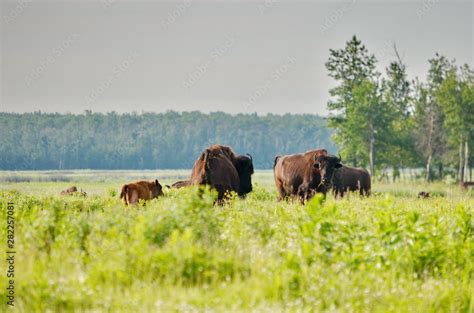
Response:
[0,109,329,117]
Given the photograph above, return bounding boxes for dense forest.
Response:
[0,111,336,170]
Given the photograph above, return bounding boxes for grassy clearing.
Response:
[0,171,472,312]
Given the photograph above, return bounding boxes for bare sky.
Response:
[1,0,472,115]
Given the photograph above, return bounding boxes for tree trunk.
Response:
[438,163,443,179]
[369,129,375,177]
[470,156,472,181]
[425,112,434,182]
[470,161,472,181]
[458,138,464,183]
[426,154,432,182]
[464,140,469,182]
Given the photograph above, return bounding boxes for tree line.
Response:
[326,36,473,182]
[0,111,336,170]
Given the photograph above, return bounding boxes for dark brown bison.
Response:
[188,145,254,201]
[460,182,474,189]
[120,179,164,206]
[418,191,430,199]
[273,149,342,202]
[333,166,371,198]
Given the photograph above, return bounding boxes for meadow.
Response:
[0,170,472,312]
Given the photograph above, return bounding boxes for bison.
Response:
[418,191,430,199]
[60,186,87,197]
[171,180,190,188]
[187,145,254,201]
[120,179,164,206]
[332,166,371,198]
[273,149,342,203]
[60,186,77,195]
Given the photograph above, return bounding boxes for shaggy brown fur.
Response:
[188,145,254,201]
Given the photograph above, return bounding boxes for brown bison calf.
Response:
[60,186,77,195]
[60,186,87,197]
[333,166,371,198]
[120,180,164,206]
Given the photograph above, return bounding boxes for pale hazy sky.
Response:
[1,0,472,115]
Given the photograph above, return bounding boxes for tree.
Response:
[437,64,474,182]
[325,36,396,176]
[383,47,417,178]
[350,79,392,176]
[412,54,452,181]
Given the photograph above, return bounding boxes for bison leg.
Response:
[276,184,288,201]
[213,184,228,204]
[127,190,139,206]
[297,184,314,204]
[333,188,341,199]
[363,188,371,197]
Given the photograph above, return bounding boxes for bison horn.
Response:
[246,153,253,161]
[337,153,342,162]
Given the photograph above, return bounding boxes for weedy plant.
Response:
[0,182,472,312]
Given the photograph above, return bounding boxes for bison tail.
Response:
[120,185,128,199]
[273,155,281,170]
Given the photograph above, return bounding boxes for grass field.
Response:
[0,170,472,312]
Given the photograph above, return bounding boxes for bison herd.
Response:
[114,144,372,206]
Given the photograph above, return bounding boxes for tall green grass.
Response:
[0,180,472,312]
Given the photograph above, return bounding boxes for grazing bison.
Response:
[460,181,474,189]
[188,145,254,201]
[171,180,190,188]
[273,149,342,202]
[333,166,371,198]
[60,186,87,197]
[60,186,77,195]
[418,191,430,199]
[120,179,164,206]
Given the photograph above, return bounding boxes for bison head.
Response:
[151,179,164,198]
[235,153,254,196]
[314,154,342,188]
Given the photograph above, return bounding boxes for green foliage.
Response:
[326,35,380,167]
[325,36,413,173]
[0,182,472,311]
[437,66,473,149]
